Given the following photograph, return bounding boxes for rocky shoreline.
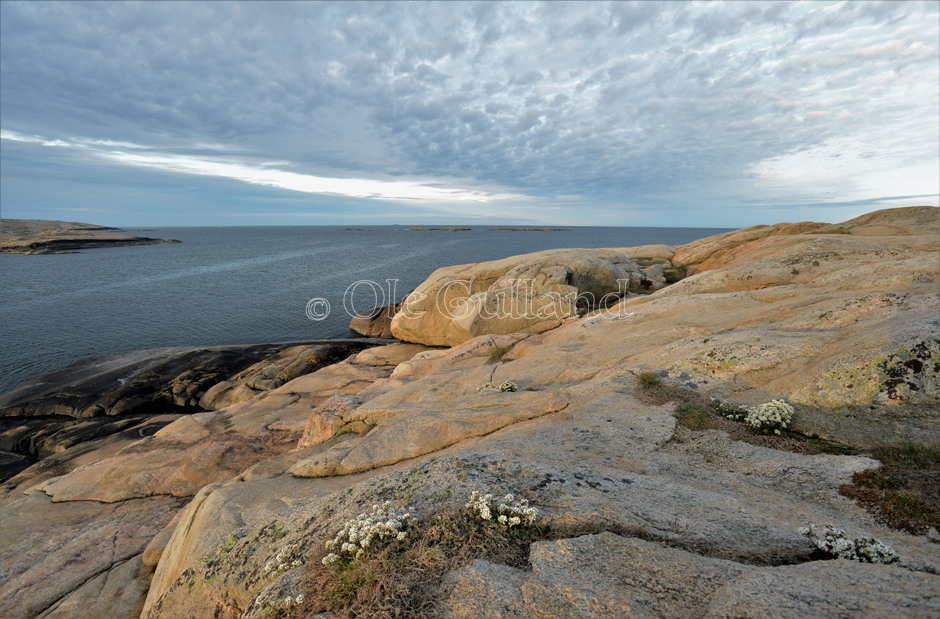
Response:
[0,219,180,254]
[0,206,937,618]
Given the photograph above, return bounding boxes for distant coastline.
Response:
[489,227,570,231]
[0,219,180,254]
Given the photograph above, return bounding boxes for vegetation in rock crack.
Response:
[291,492,543,618]
[632,372,821,449]
[487,342,517,364]
[799,523,900,564]
[839,445,940,535]
[630,372,939,537]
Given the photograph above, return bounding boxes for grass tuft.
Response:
[675,403,718,431]
[636,371,661,388]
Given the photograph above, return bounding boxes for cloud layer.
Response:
[1,1,937,225]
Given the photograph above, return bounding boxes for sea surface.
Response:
[0,225,730,395]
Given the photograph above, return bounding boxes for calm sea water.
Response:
[0,225,729,395]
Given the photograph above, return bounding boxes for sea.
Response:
[0,225,730,396]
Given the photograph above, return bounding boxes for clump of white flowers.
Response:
[465,491,537,527]
[799,524,900,564]
[477,380,518,392]
[321,501,412,566]
[744,399,793,435]
[261,543,303,577]
[711,398,746,421]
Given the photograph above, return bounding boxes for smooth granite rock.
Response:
[4,207,938,619]
[390,248,658,346]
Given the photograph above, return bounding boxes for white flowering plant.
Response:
[465,491,537,528]
[303,492,544,615]
[321,501,412,566]
[799,523,900,564]
[477,380,518,392]
[711,398,746,421]
[744,399,794,435]
[261,543,303,577]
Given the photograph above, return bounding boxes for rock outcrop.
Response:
[390,248,663,346]
[0,341,381,419]
[1,206,938,619]
[0,219,180,254]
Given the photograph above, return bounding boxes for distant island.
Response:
[0,219,180,254]
[410,227,472,231]
[489,227,570,231]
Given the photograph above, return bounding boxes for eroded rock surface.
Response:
[2,207,938,619]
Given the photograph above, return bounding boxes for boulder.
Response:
[349,301,399,338]
[390,248,657,346]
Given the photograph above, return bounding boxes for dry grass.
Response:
[290,506,544,618]
[840,445,940,535]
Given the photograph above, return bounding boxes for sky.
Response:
[1,1,938,227]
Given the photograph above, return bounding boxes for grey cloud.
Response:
[1,0,937,217]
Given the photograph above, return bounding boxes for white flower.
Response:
[800,523,899,564]
[324,501,413,561]
[745,399,793,434]
[466,490,538,528]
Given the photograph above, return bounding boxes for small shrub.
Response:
[744,400,793,435]
[636,371,661,387]
[498,381,517,392]
[799,523,899,564]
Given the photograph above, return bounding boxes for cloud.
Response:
[1,1,937,225]
[0,130,527,204]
